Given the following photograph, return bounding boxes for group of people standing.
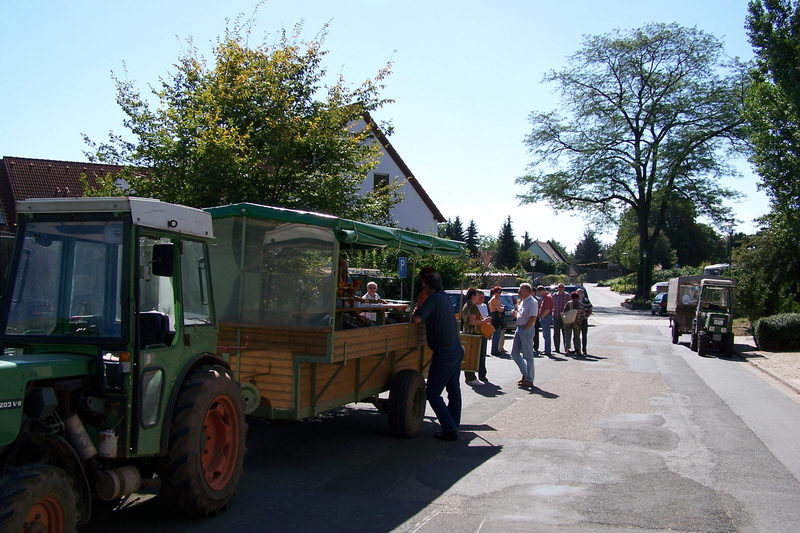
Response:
[412,270,592,441]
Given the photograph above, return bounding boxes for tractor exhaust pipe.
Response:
[64,413,147,500]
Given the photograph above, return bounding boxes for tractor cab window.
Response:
[4,220,125,339]
[700,286,730,311]
[181,239,213,325]
[138,236,177,347]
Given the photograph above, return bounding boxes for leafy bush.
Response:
[540,274,569,286]
[754,313,800,351]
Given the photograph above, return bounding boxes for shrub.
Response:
[754,313,800,351]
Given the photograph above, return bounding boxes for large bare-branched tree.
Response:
[517,23,747,299]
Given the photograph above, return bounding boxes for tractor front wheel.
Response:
[387,369,426,438]
[158,366,247,517]
[0,464,77,533]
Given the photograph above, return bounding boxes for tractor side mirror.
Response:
[152,243,175,277]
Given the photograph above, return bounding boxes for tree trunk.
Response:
[637,215,653,301]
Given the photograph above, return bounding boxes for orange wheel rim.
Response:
[202,394,240,491]
[25,496,64,533]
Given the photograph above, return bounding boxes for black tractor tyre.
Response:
[698,334,709,357]
[387,369,427,438]
[671,323,680,345]
[0,463,78,533]
[690,326,698,351]
[724,333,735,357]
[158,365,247,517]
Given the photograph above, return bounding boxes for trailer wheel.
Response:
[671,323,679,345]
[158,366,247,517]
[387,369,426,438]
[0,464,77,533]
[698,334,709,357]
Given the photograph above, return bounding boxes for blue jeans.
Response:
[491,324,505,354]
[426,343,464,433]
[539,314,552,355]
[511,325,535,382]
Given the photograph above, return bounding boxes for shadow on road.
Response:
[84,406,502,533]
[471,382,506,398]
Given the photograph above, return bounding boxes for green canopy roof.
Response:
[205,203,467,257]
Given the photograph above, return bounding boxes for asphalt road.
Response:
[85,285,800,532]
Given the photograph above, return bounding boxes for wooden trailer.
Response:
[205,203,479,437]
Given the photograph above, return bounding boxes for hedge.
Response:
[754,313,800,351]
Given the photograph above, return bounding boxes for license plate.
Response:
[713,334,721,341]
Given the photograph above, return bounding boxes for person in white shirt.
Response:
[359,281,386,321]
[510,283,538,387]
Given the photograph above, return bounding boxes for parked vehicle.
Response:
[0,198,475,531]
[0,198,247,531]
[703,263,729,276]
[651,281,669,294]
[547,285,592,306]
[445,290,518,331]
[651,293,668,315]
[667,275,735,356]
[667,275,706,344]
[690,278,736,357]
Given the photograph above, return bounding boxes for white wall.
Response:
[352,119,440,235]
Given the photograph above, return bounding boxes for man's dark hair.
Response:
[424,271,443,291]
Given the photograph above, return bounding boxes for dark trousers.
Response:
[533,317,540,352]
[553,315,568,352]
[465,338,488,382]
[426,343,463,433]
[581,319,588,353]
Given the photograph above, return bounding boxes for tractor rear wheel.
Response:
[671,323,679,345]
[0,464,77,533]
[387,369,426,438]
[158,365,247,517]
[698,334,709,357]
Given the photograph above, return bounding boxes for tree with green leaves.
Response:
[84,20,398,222]
[450,216,466,242]
[573,229,603,265]
[465,220,479,257]
[734,0,800,319]
[495,217,519,270]
[521,232,533,251]
[517,23,747,300]
[610,208,676,271]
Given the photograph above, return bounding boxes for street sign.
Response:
[398,256,408,278]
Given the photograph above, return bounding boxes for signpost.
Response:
[398,257,407,300]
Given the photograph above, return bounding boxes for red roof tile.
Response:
[0,156,124,229]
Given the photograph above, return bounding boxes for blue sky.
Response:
[0,1,765,250]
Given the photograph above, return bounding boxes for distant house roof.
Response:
[527,240,570,264]
[363,112,445,223]
[0,156,125,232]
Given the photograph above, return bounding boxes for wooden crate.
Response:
[421,333,483,373]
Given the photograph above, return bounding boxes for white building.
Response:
[355,114,445,234]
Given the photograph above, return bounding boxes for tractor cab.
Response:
[692,278,737,357]
[0,198,244,530]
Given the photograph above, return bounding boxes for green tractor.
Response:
[690,278,737,357]
[0,198,246,532]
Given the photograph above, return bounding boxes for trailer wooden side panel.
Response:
[332,323,423,362]
[227,349,294,410]
[297,345,430,413]
[218,323,329,357]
